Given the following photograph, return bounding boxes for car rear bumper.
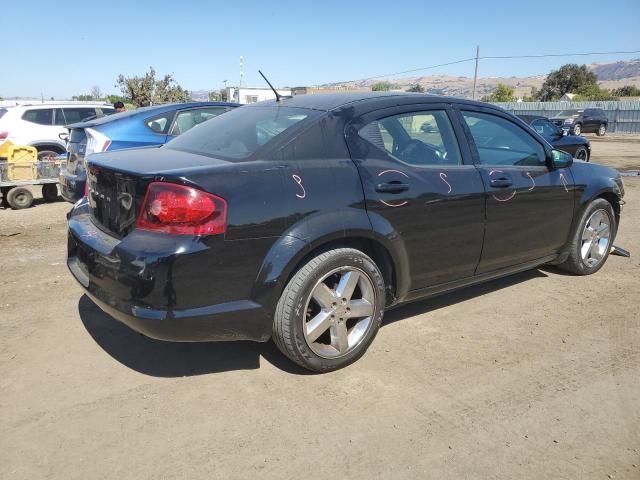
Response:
[66,202,271,342]
[59,168,86,203]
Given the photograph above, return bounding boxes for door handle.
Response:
[376,182,409,193]
[490,178,512,188]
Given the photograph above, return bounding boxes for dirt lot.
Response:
[1,136,639,479]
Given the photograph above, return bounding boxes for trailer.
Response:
[0,143,63,209]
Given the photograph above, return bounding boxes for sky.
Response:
[3,0,640,99]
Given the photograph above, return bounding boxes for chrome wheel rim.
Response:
[303,267,376,359]
[574,124,581,135]
[581,209,611,268]
[599,125,606,135]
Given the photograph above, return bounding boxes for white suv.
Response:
[0,103,115,159]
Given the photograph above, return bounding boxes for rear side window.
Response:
[169,107,229,136]
[166,106,320,160]
[22,108,54,125]
[463,111,545,167]
[358,110,461,166]
[145,111,175,134]
[98,108,116,117]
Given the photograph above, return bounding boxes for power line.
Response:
[323,49,640,86]
[481,49,640,60]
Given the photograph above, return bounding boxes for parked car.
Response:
[59,102,238,203]
[550,108,608,136]
[0,103,115,159]
[67,93,624,372]
[517,115,591,161]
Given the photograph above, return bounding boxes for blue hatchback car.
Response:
[59,102,238,202]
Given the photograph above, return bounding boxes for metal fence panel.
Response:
[491,101,640,134]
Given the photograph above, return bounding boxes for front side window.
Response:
[145,111,175,134]
[166,106,319,161]
[358,110,461,166]
[463,111,545,167]
[169,107,228,136]
[63,108,96,123]
[22,108,53,125]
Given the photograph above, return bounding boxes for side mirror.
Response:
[550,149,573,169]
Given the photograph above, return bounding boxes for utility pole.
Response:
[239,56,244,103]
[472,45,479,100]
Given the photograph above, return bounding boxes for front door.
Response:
[456,107,575,274]
[346,105,485,291]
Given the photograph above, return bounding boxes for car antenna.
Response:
[258,70,283,102]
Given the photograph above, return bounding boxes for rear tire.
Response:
[557,198,616,275]
[273,248,386,372]
[597,124,607,136]
[42,183,58,202]
[7,187,34,210]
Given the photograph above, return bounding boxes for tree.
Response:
[115,67,190,107]
[72,94,94,101]
[407,83,424,93]
[482,84,515,102]
[107,94,128,105]
[371,81,398,91]
[91,85,102,101]
[522,87,539,102]
[572,84,616,101]
[208,89,228,102]
[538,64,597,101]
[611,85,640,97]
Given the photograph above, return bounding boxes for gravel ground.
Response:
[0,136,639,479]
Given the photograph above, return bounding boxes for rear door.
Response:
[582,109,598,132]
[346,103,485,290]
[456,107,575,273]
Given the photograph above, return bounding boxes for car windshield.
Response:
[165,106,320,160]
[557,109,582,116]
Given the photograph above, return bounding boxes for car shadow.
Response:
[79,269,548,377]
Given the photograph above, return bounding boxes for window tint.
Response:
[169,107,228,136]
[166,106,319,161]
[0,108,7,119]
[463,111,545,166]
[145,111,175,134]
[22,108,53,125]
[359,110,461,166]
[63,108,97,124]
[531,118,560,137]
[98,108,116,117]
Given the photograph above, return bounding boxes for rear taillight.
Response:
[0,131,8,140]
[85,128,112,156]
[136,182,227,235]
[83,179,89,197]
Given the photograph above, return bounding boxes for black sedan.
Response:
[67,93,624,372]
[518,115,591,161]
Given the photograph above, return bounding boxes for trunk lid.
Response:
[86,147,232,237]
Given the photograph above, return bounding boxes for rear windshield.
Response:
[0,108,7,119]
[165,106,320,160]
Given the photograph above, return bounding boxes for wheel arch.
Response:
[30,142,66,154]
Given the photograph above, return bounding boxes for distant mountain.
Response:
[590,59,640,81]
[323,60,640,99]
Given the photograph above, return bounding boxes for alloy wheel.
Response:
[303,267,376,359]
[581,209,611,268]
[573,124,581,135]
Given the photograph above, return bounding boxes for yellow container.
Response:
[9,145,37,163]
[8,162,37,181]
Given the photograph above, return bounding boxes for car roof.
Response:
[14,103,113,109]
[248,92,490,112]
[67,101,239,128]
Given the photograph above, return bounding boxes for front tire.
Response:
[572,123,582,136]
[558,199,616,275]
[273,248,386,372]
[597,124,607,136]
[574,146,589,162]
[7,187,34,210]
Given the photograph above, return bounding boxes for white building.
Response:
[226,86,291,105]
